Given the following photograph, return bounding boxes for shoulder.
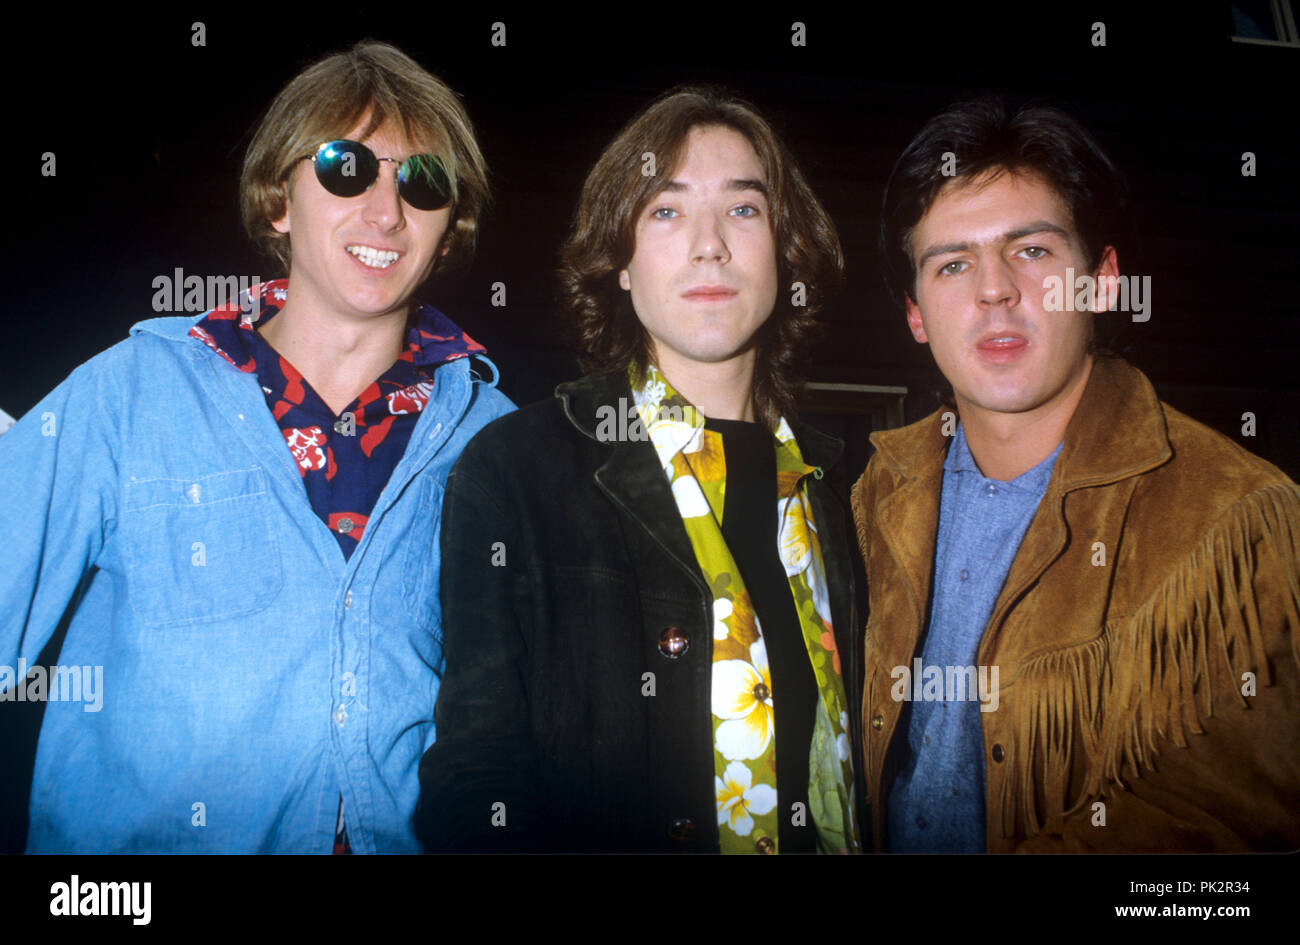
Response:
[1159,401,1294,495]
[1129,398,1298,527]
[1147,401,1298,554]
[45,317,201,402]
[861,408,948,488]
[452,393,590,482]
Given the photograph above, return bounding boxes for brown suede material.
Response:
[852,356,1300,852]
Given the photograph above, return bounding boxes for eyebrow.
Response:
[915,221,1072,270]
[658,178,768,195]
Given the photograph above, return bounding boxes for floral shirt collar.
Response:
[188,278,486,374]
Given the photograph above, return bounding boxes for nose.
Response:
[976,255,1019,308]
[361,160,404,230]
[689,211,731,265]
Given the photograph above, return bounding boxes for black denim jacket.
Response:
[416,371,862,853]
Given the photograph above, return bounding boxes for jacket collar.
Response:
[555,370,847,602]
[864,356,1173,660]
[555,370,845,472]
[870,356,1170,491]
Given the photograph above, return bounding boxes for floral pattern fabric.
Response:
[190,279,485,559]
[632,365,858,854]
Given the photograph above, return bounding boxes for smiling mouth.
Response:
[346,245,401,270]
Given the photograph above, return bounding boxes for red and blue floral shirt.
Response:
[189,279,486,561]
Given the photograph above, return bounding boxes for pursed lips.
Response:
[681,284,739,301]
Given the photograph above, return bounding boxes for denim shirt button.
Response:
[334,706,348,726]
[344,591,353,610]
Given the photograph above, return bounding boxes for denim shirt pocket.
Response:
[121,467,285,627]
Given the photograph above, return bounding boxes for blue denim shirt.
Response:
[0,312,514,852]
[887,423,1061,852]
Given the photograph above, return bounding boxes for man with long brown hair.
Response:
[418,87,861,853]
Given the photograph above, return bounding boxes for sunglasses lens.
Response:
[314,141,378,198]
[397,154,453,211]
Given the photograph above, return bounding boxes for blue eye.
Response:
[732,205,759,218]
[652,207,677,219]
[940,261,966,275]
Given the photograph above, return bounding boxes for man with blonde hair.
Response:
[0,41,511,852]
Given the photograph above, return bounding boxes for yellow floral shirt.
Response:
[632,365,858,854]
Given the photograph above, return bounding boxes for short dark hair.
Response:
[881,95,1129,313]
[558,86,844,428]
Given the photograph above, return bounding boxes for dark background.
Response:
[1,5,1296,851]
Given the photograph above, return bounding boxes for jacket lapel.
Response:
[868,419,949,660]
[556,373,708,593]
[981,357,1173,658]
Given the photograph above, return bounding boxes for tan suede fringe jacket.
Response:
[852,356,1300,852]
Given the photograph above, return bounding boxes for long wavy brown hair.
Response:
[559,87,843,428]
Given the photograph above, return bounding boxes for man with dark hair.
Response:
[0,41,512,852]
[855,95,1299,852]
[417,87,861,854]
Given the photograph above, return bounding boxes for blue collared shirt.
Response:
[0,302,514,852]
[887,423,1062,852]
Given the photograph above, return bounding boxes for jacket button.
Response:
[755,836,775,854]
[337,517,355,534]
[666,818,695,842]
[991,744,1005,763]
[871,715,884,731]
[658,626,690,659]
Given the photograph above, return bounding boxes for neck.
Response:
[958,356,1093,481]
[652,347,758,423]
[257,285,409,417]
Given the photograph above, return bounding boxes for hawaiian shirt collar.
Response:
[630,363,804,474]
[191,279,486,372]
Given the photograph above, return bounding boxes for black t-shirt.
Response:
[705,417,818,853]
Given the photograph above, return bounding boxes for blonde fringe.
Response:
[1000,483,1300,838]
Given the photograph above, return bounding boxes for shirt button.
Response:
[333,419,349,434]
[915,815,928,830]
[992,744,1006,763]
[984,484,998,497]
[871,715,884,731]
[754,836,776,854]
[666,818,695,842]
[658,626,690,659]
[337,517,355,534]
[333,706,347,726]
[344,591,353,610]
[959,569,970,582]
[187,483,202,504]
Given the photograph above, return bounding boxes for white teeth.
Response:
[346,246,400,269]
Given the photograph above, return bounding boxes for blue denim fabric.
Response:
[887,423,1061,853]
[0,313,514,852]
